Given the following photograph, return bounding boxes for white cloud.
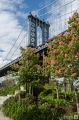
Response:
[0,0,29,68]
[0,0,29,11]
[16,11,28,19]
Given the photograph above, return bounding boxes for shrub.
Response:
[2,96,18,117]
[20,91,26,98]
[0,85,18,96]
[2,96,64,120]
[31,81,44,97]
[59,113,79,120]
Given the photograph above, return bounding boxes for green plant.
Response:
[59,113,79,120]
[59,115,73,120]
[2,96,17,117]
[20,91,26,98]
[0,84,18,96]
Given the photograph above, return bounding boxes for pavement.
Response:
[0,109,11,120]
[0,96,14,120]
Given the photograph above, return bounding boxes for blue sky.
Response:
[0,0,78,69]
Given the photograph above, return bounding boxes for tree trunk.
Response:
[18,84,21,100]
[31,86,33,96]
[64,78,66,99]
[56,82,59,99]
[70,81,73,91]
[67,81,70,91]
[35,96,38,106]
[70,81,74,101]
[75,89,79,113]
[64,81,66,91]
[29,86,31,94]
[26,80,27,96]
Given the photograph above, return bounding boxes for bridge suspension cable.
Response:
[38,0,75,17]
[36,0,78,37]
[31,0,59,14]
[9,31,28,61]
[0,19,28,67]
[47,8,79,22]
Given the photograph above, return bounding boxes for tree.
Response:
[9,46,40,97]
[43,12,79,112]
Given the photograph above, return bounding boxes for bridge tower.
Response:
[28,12,50,48]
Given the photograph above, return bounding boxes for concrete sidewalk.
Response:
[0,110,11,120]
[0,95,13,120]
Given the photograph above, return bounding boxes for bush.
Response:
[59,113,79,120]
[20,91,26,98]
[31,81,44,97]
[2,96,64,120]
[2,96,28,120]
[2,96,18,117]
[59,115,73,120]
[0,85,18,96]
